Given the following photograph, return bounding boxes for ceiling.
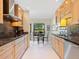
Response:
[15,0,64,19]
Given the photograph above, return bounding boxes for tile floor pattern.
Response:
[22,41,60,59]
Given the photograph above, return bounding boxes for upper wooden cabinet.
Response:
[23,11,29,32]
[0,0,3,24]
[55,0,79,26]
[55,10,61,24]
[72,0,79,24]
[14,4,23,19]
[3,0,9,14]
[0,0,14,24]
[3,0,14,14]
[11,4,24,27]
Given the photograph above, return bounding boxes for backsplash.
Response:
[0,21,15,38]
[0,24,5,37]
[67,24,79,36]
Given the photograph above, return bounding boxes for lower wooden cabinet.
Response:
[0,35,28,59]
[51,35,64,59]
[59,40,64,59]
[15,36,27,59]
[0,42,15,59]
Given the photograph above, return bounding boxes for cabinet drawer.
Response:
[0,42,14,53]
[0,45,14,59]
[15,42,25,53]
[59,42,64,59]
[14,37,25,45]
[15,44,26,59]
[55,39,59,52]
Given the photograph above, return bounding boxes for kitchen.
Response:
[0,0,79,59]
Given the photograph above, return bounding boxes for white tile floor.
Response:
[22,41,60,59]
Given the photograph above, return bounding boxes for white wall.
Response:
[30,18,51,24]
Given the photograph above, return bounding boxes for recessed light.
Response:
[18,7,20,10]
[56,0,59,2]
[65,1,68,4]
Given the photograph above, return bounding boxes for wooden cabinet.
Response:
[14,35,28,59]
[14,4,23,27]
[0,0,3,23]
[0,0,14,23]
[58,38,64,59]
[72,0,79,24]
[15,36,27,59]
[0,35,28,59]
[14,4,23,19]
[51,35,64,59]
[25,35,29,48]
[23,11,29,32]
[55,0,79,26]
[0,42,15,59]
[3,0,9,14]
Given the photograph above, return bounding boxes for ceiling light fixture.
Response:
[56,0,59,2]
[65,1,68,4]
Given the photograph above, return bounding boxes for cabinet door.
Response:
[0,42,15,59]
[0,0,3,23]
[55,38,59,53]
[72,0,79,24]
[51,36,60,56]
[52,36,56,49]
[58,38,64,59]
[15,36,27,59]
[52,36,64,59]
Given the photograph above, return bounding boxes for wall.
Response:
[30,18,51,24]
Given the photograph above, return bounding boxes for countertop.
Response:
[52,33,79,46]
[0,32,28,46]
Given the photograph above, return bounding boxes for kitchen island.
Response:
[0,33,29,59]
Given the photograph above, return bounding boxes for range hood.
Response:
[3,14,21,22]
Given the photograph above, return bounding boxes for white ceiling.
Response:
[15,0,64,19]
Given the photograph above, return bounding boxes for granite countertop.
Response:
[52,33,79,46]
[0,32,28,46]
